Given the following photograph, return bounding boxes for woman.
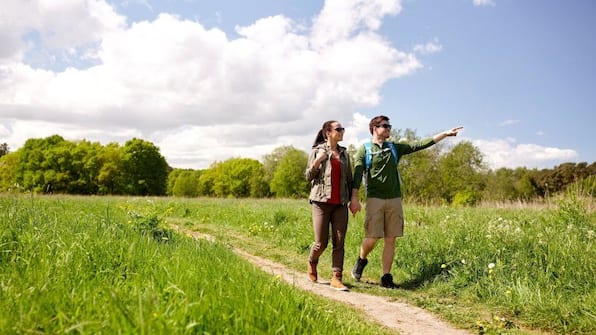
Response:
[304,120,353,291]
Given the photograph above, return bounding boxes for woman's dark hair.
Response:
[369,115,389,134]
[312,120,337,148]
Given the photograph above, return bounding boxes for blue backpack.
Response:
[363,141,402,189]
[364,141,398,170]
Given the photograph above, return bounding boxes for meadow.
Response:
[1,194,594,334]
[0,195,395,335]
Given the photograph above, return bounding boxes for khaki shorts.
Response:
[364,197,404,238]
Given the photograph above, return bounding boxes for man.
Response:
[349,115,462,288]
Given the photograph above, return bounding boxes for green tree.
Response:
[0,143,9,157]
[400,145,442,204]
[262,145,297,195]
[197,163,219,196]
[514,170,536,200]
[531,162,596,197]
[0,152,19,191]
[212,158,267,198]
[121,138,169,196]
[270,148,309,198]
[483,168,517,201]
[97,143,124,195]
[67,140,103,194]
[248,165,269,198]
[438,141,487,205]
[167,169,184,196]
[43,140,75,193]
[172,170,200,197]
[389,128,446,204]
[16,135,67,192]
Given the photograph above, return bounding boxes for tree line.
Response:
[0,132,594,204]
[0,135,168,195]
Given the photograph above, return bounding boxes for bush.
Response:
[451,190,480,207]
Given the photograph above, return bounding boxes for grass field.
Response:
[1,194,594,334]
[0,195,395,335]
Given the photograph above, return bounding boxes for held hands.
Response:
[349,198,361,217]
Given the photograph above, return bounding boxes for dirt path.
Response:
[177,226,472,335]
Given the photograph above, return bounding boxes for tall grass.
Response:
[3,194,592,334]
[158,195,594,335]
[399,196,594,334]
[0,195,394,334]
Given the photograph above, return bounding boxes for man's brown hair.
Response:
[369,115,390,135]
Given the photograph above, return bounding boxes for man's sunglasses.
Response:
[335,127,345,132]
[376,124,392,129]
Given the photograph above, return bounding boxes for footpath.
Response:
[176,225,472,335]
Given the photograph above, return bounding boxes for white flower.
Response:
[488,263,495,269]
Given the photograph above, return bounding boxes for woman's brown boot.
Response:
[308,261,318,282]
[330,270,349,291]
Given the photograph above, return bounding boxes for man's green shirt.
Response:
[352,138,435,199]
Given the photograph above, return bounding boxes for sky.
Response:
[1,0,594,170]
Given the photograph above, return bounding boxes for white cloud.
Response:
[413,40,442,55]
[473,138,578,169]
[0,0,421,168]
[473,0,496,7]
[310,0,402,49]
[0,0,126,64]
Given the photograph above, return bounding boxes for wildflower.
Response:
[488,262,495,269]
[441,264,447,269]
[505,290,512,295]
[461,259,466,264]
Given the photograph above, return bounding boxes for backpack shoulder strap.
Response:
[387,142,398,164]
[364,142,372,170]
[365,141,398,169]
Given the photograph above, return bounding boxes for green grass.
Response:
[398,200,595,334]
[2,194,594,334]
[156,195,594,335]
[0,195,395,334]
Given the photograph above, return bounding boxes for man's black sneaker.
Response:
[351,257,368,281]
[380,273,398,289]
